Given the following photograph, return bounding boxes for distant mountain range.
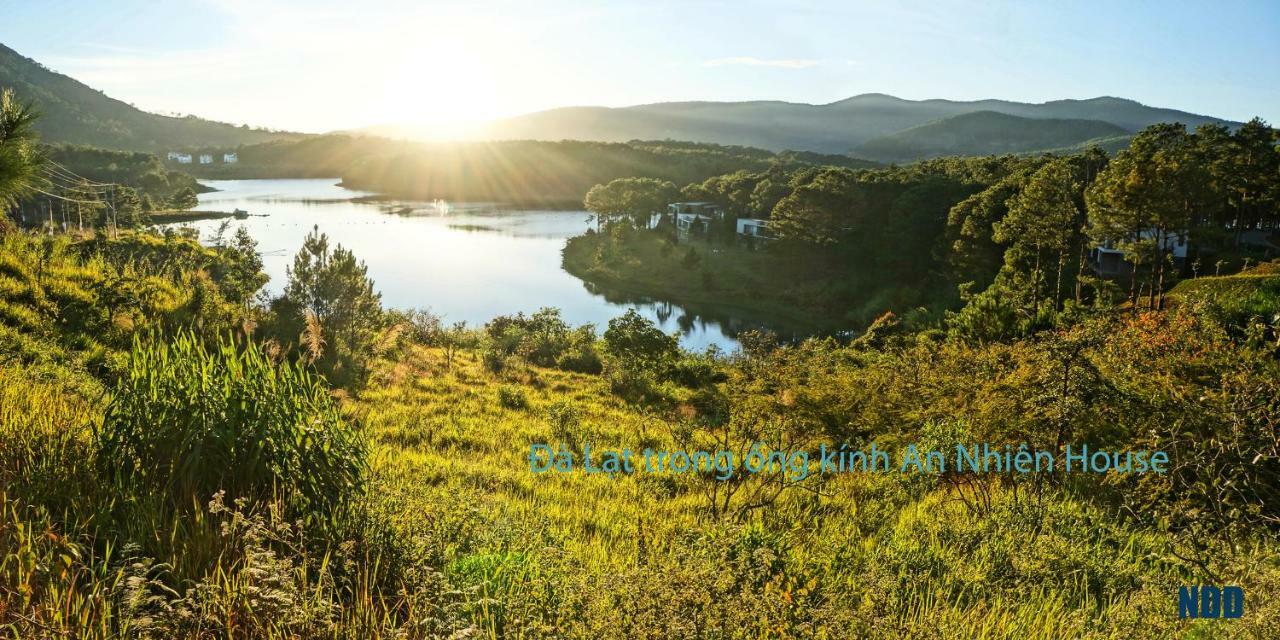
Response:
[0,42,1239,163]
[0,43,302,152]
[458,93,1235,162]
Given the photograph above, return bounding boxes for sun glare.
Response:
[379,33,503,138]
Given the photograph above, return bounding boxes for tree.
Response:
[1222,118,1280,242]
[0,88,45,212]
[769,168,864,245]
[274,226,383,385]
[1087,124,1205,309]
[113,186,146,228]
[584,177,679,229]
[603,309,678,373]
[214,226,268,307]
[997,159,1083,314]
[169,186,199,210]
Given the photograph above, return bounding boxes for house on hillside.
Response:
[198,154,214,164]
[1090,229,1189,276]
[667,202,724,219]
[736,218,774,243]
[1239,229,1280,256]
[669,202,726,238]
[173,153,193,164]
[676,212,711,235]
[223,153,239,164]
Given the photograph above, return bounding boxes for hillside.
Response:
[0,42,302,152]
[462,93,1232,159]
[326,137,879,205]
[854,111,1129,163]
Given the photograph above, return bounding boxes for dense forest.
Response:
[568,118,1280,335]
[184,134,878,206]
[2,84,1280,639]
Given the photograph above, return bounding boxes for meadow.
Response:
[1,227,1278,638]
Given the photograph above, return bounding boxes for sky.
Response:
[1,0,1277,134]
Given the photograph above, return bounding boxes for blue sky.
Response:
[1,0,1277,133]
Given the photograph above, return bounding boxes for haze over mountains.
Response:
[458,93,1234,162]
[1,41,1239,163]
[0,43,300,152]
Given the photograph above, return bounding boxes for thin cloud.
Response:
[703,56,821,69]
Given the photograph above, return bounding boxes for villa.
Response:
[1090,229,1189,276]
[675,212,711,234]
[736,218,774,242]
[667,202,724,219]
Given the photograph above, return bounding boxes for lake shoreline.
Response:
[176,178,747,350]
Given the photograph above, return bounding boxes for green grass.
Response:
[3,229,1279,638]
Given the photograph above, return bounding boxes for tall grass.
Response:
[98,332,366,523]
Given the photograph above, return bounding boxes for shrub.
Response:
[97,332,366,521]
[668,353,724,388]
[481,345,509,373]
[555,325,604,374]
[497,384,529,410]
[546,400,583,446]
[682,247,701,267]
[485,308,604,373]
[603,309,678,374]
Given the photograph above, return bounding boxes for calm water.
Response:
[181,179,744,350]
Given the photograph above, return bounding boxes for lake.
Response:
[182,179,747,350]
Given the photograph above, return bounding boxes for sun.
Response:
[377,34,504,138]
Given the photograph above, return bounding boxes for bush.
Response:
[682,247,701,267]
[97,333,367,521]
[497,384,529,410]
[485,308,604,373]
[546,400,583,446]
[481,345,509,373]
[668,353,723,388]
[555,325,604,374]
[603,309,678,374]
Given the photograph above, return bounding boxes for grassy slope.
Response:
[346,341,1264,638]
[4,232,1279,637]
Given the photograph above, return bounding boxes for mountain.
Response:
[0,42,302,152]
[853,111,1130,163]
[463,93,1234,160]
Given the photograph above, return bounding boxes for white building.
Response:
[223,153,239,164]
[174,153,193,164]
[198,154,214,164]
[676,213,712,234]
[736,218,773,239]
[667,202,724,219]
[1091,228,1189,275]
[166,151,182,161]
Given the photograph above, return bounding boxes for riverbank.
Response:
[148,209,254,224]
[561,229,922,336]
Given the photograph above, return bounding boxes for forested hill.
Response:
[854,111,1131,163]
[461,93,1234,159]
[0,43,302,152]
[188,135,880,205]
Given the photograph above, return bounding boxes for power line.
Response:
[44,159,117,187]
[30,187,111,206]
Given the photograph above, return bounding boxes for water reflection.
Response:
[173,179,786,351]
